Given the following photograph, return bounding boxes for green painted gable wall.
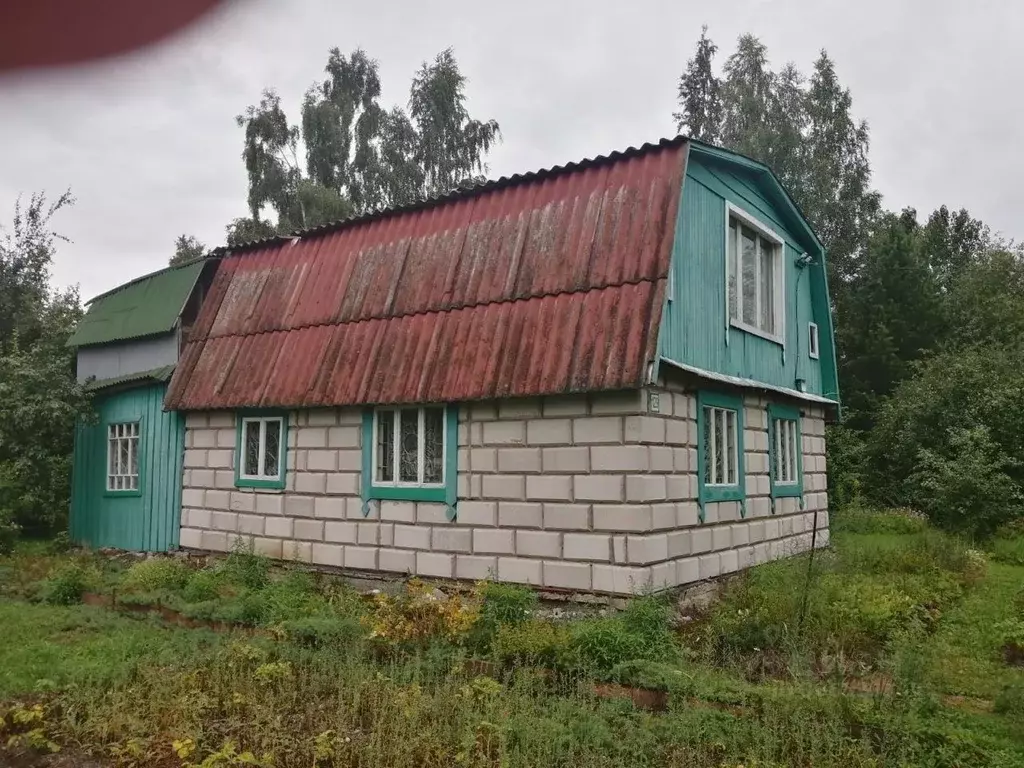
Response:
[70,383,183,552]
[659,150,833,398]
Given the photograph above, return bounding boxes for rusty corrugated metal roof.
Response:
[166,137,689,409]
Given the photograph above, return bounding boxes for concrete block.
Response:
[711,525,731,551]
[719,549,739,574]
[346,546,378,571]
[285,495,315,518]
[592,565,651,595]
[201,530,229,552]
[667,530,692,558]
[255,494,284,516]
[337,449,362,472]
[526,475,574,501]
[433,527,472,553]
[625,474,667,503]
[469,448,497,472]
[591,445,649,472]
[251,536,281,558]
[677,502,700,527]
[482,420,526,445]
[179,527,203,549]
[456,555,497,581]
[473,528,515,554]
[191,468,215,489]
[265,516,293,539]
[191,429,215,449]
[592,504,653,532]
[626,533,668,564]
[764,518,780,540]
[237,514,265,535]
[325,521,357,544]
[229,492,256,513]
[574,474,624,502]
[737,546,755,569]
[691,527,712,554]
[185,413,208,429]
[378,548,416,573]
[297,428,328,448]
[650,561,677,589]
[211,511,237,532]
[625,415,666,444]
[652,503,676,530]
[292,472,324,495]
[612,534,626,563]
[182,488,204,508]
[482,474,526,499]
[497,557,542,585]
[699,553,721,580]
[498,502,542,528]
[590,390,643,415]
[356,522,381,546]
[676,556,700,584]
[543,561,592,591]
[526,418,572,445]
[747,497,771,518]
[183,449,207,469]
[470,401,498,421]
[394,524,431,550]
[516,530,561,558]
[748,521,766,543]
[572,416,623,445]
[417,502,449,525]
[307,410,339,427]
[378,500,416,522]
[311,543,345,567]
[650,446,674,472]
[186,508,211,529]
[543,503,590,530]
[326,472,360,495]
[498,398,543,420]
[206,449,233,469]
[416,551,453,578]
[665,418,691,446]
[295,519,325,541]
[457,500,497,526]
[327,425,360,448]
[666,475,697,501]
[498,447,542,473]
[207,412,234,429]
[563,533,611,562]
[542,395,589,417]
[314,496,346,520]
[305,451,336,472]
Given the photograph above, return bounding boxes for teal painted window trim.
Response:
[234,410,289,489]
[361,405,459,519]
[767,403,804,507]
[696,391,746,521]
[102,417,144,498]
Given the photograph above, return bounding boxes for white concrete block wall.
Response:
[179,386,830,595]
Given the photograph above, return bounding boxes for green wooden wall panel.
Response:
[69,383,183,552]
[660,153,826,396]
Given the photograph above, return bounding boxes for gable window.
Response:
[696,391,746,517]
[768,404,803,500]
[236,413,287,488]
[726,203,785,342]
[362,404,458,509]
[808,322,820,359]
[107,422,140,492]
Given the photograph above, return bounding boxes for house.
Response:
[74,135,836,594]
[68,258,211,551]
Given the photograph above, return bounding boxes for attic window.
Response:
[808,322,820,359]
[726,203,785,344]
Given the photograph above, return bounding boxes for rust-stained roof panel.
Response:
[166,138,687,409]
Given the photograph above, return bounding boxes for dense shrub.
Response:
[218,542,271,590]
[991,535,1024,566]
[0,506,18,555]
[39,562,98,605]
[182,569,222,603]
[279,615,364,648]
[492,619,571,668]
[832,507,927,536]
[119,558,190,593]
[470,582,537,652]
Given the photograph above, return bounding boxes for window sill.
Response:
[771,483,803,499]
[700,485,744,504]
[104,489,142,498]
[367,485,447,503]
[730,320,784,346]
[236,477,286,490]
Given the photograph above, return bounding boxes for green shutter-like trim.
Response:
[361,405,459,513]
[696,391,746,522]
[766,403,803,508]
[234,410,288,489]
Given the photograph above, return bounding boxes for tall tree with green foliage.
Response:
[235,46,499,242]
[170,234,206,266]
[674,26,723,143]
[0,192,88,542]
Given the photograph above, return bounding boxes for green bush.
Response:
[39,562,98,605]
[570,618,645,673]
[218,541,270,590]
[119,558,190,593]
[991,535,1024,566]
[620,596,677,658]
[471,582,537,651]
[280,615,364,647]
[832,507,928,535]
[492,619,572,668]
[182,569,223,603]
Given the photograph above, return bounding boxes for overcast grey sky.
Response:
[1,0,1020,301]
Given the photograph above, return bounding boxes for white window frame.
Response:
[808,322,820,359]
[703,405,739,487]
[371,406,447,488]
[106,421,140,492]
[772,417,799,486]
[725,202,786,346]
[239,416,285,482]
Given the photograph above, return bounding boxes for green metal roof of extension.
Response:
[84,365,176,392]
[67,259,206,348]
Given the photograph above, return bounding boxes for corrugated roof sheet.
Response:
[68,259,206,348]
[84,364,176,392]
[166,138,689,409]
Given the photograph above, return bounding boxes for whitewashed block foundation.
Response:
[178,382,829,595]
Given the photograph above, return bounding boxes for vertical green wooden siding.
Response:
[660,153,826,396]
[70,383,183,552]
